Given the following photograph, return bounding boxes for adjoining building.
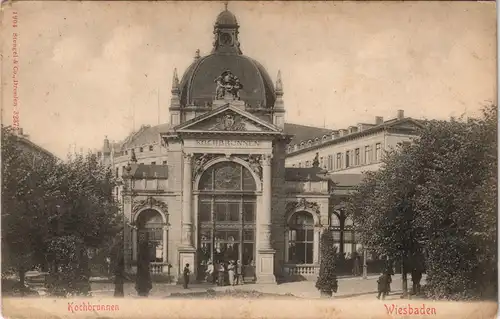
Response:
[99,7,422,283]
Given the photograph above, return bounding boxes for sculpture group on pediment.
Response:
[211,113,246,131]
[214,70,243,100]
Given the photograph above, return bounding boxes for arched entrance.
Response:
[136,209,167,273]
[196,161,257,281]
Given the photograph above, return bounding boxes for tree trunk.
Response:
[18,267,25,296]
[401,261,408,298]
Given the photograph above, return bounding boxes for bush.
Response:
[46,236,91,297]
[315,231,338,296]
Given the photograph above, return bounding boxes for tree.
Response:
[1,127,61,291]
[413,105,497,300]
[315,231,338,297]
[1,127,122,295]
[348,104,497,300]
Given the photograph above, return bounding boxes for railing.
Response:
[285,264,320,276]
[149,262,167,274]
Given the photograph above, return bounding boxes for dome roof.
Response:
[179,53,276,108]
[216,9,238,26]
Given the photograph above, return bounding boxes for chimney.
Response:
[375,116,384,125]
[397,110,404,120]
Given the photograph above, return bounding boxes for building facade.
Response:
[100,8,422,283]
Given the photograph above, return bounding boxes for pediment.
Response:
[175,105,281,133]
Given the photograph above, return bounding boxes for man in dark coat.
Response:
[183,263,190,289]
[411,268,423,295]
[377,272,391,300]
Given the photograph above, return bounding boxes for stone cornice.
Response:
[287,123,421,157]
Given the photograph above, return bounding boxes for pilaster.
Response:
[256,154,276,284]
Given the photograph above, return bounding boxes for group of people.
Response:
[205,260,244,286]
[376,267,424,300]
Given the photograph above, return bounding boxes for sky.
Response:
[1,1,496,158]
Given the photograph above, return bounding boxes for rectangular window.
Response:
[243,201,256,222]
[151,161,156,165]
[298,162,302,168]
[162,161,167,165]
[355,148,360,165]
[115,167,119,178]
[214,202,227,221]
[199,201,212,222]
[320,157,324,168]
[365,146,371,164]
[149,145,154,151]
[327,155,333,170]
[336,153,342,169]
[375,143,382,161]
[345,151,350,168]
[139,147,143,153]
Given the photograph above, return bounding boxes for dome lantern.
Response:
[212,2,241,54]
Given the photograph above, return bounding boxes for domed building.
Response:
[100,6,422,284]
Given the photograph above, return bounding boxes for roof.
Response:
[16,134,57,160]
[286,117,424,156]
[216,9,238,26]
[283,123,332,145]
[179,54,276,109]
[119,123,172,149]
[285,167,330,181]
[328,174,365,187]
[127,163,168,179]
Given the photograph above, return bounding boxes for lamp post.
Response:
[362,247,367,279]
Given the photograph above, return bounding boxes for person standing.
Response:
[236,260,244,285]
[411,268,423,295]
[183,263,190,289]
[376,272,390,300]
[205,261,214,283]
[217,262,225,286]
[228,261,235,286]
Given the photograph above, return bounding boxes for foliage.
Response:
[315,231,338,295]
[46,235,91,297]
[1,126,122,294]
[347,105,497,300]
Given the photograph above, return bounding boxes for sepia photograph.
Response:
[0,1,497,318]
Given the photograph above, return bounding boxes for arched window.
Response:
[287,211,314,264]
[137,209,165,263]
[197,161,257,280]
[199,162,256,191]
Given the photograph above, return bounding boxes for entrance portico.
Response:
[162,102,287,283]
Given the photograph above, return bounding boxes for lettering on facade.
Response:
[196,140,260,147]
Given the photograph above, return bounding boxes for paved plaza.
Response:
[90,275,415,300]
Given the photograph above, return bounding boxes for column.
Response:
[162,225,168,272]
[313,228,320,264]
[261,154,272,249]
[181,152,193,247]
[178,152,195,283]
[132,228,137,262]
[256,154,276,284]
